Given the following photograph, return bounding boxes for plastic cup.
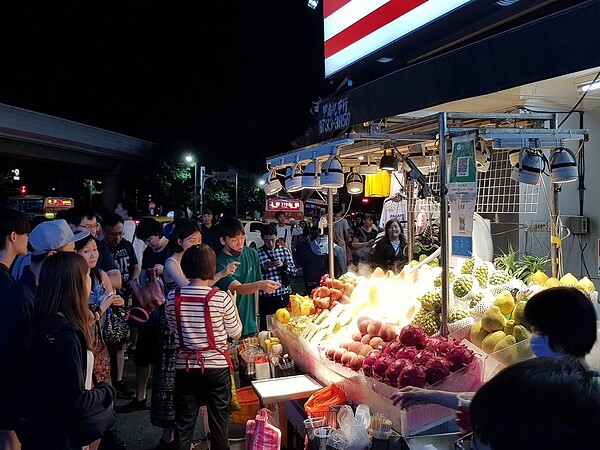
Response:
[313,426,335,450]
[457,392,476,408]
[304,417,326,445]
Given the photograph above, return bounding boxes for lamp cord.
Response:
[558,70,600,128]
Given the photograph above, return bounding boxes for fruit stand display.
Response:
[271,254,598,435]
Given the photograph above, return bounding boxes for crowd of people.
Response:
[1,203,599,450]
[0,205,281,450]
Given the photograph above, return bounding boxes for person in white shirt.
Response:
[274,211,292,251]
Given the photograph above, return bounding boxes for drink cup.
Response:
[314,426,335,450]
[304,417,326,450]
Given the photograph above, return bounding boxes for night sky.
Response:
[0,1,332,170]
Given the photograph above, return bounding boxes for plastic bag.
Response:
[130,267,165,311]
[245,408,281,450]
[304,384,346,420]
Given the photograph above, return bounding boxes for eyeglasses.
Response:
[78,223,99,230]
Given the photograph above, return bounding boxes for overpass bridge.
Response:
[0,103,156,208]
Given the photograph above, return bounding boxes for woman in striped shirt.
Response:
[166,244,242,450]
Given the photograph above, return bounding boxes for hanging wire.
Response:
[557,69,600,128]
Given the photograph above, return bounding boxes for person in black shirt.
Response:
[0,219,88,448]
[102,213,140,400]
[200,209,221,253]
[0,209,29,300]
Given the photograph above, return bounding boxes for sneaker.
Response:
[114,398,147,413]
[114,381,136,400]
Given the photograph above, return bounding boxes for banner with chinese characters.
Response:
[448,134,477,257]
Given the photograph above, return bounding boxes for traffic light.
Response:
[19,185,27,195]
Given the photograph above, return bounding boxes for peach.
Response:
[348,341,362,354]
[340,341,352,350]
[334,348,347,363]
[349,354,366,371]
[352,330,363,342]
[341,351,357,367]
[326,348,336,360]
[358,319,370,335]
[369,336,384,348]
[367,320,383,337]
[379,324,399,342]
[358,344,374,357]
[361,334,372,345]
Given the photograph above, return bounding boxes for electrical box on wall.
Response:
[564,215,589,235]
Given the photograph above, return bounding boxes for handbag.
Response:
[92,322,112,384]
[130,267,166,311]
[245,408,281,450]
[103,306,129,344]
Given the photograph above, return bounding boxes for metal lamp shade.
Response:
[301,159,321,189]
[285,162,303,192]
[358,154,378,175]
[550,147,578,183]
[510,149,541,185]
[321,155,345,188]
[379,150,398,171]
[263,170,282,196]
[346,171,363,194]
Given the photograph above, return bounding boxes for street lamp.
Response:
[184,154,198,217]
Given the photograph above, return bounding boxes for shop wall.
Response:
[520,109,600,283]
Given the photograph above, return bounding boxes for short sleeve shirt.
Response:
[215,247,262,336]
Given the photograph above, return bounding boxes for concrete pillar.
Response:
[103,173,118,211]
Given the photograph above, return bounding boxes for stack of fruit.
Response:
[359,324,474,389]
[469,289,534,357]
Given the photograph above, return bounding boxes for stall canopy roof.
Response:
[280,0,600,156]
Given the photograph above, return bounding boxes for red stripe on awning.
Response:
[324,0,427,58]
[323,0,352,19]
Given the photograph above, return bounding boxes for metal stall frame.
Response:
[265,111,588,335]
